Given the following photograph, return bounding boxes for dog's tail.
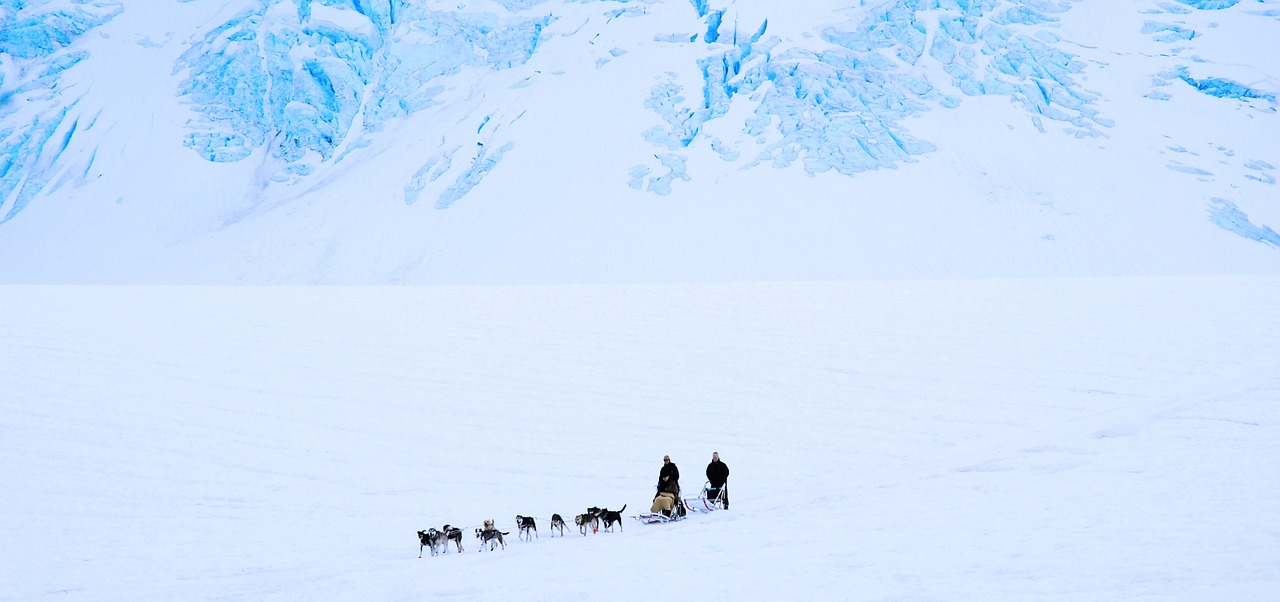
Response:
[620,504,626,512]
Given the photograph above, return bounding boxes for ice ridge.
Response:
[0,0,120,225]
[1209,198,1280,247]
[634,0,1110,194]
[0,0,1273,223]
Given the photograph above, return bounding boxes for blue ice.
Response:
[3,0,1260,217]
[637,0,1110,193]
[1143,22,1197,41]
[705,10,724,43]
[1243,161,1276,185]
[0,0,120,224]
[1209,199,1280,247]
[176,2,549,176]
[1168,162,1214,176]
[436,142,515,209]
[1175,0,1239,9]
[646,154,690,196]
[1174,67,1277,102]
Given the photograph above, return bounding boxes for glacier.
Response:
[628,0,1125,193]
[0,0,1277,283]
[0,0,121,224]
[175,1,550,167]
[2,0,1248,219]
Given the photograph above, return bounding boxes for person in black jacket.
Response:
[650,455,682,516]
[705,451,729,509]
[658,454,680,494]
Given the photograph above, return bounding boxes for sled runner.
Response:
[634,493,689,524]
[633,510,686,525]
[685,480,727,512]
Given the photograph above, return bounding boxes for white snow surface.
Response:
[2,1,1280,599]
[3,278,1279,600]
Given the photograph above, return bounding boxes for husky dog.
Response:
[574,508,601,536]
[475,525,509,551]
[549,514,568,537]
[515,515,538,541]
[417,528,445,557]
[442,525,464,553]
[600,505,626,532]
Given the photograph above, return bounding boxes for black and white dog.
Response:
[515,515,538,541]
[475,525,508,551]
[442,525,464,553]
[600,505,626,532]
[549,513,568,537]
[417,528,445,557]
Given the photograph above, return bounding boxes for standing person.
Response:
[706,451,729,509]
[658,454,680,495]
[651,454,681,516]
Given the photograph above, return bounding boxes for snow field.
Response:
[2,277,1279,600]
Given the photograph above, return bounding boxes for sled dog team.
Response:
[416,507,624,557]
[417,453,729,557]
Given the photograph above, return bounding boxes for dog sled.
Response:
[636,479,730,523]
[634,490,689,524]
[633,509,686,524]
[686,481,727,512]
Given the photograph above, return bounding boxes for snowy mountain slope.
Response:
[0,0,1278,283]
[2,278,1278,599]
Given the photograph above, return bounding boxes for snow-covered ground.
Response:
[3,1,1279,599]
[3,277,1278,600]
